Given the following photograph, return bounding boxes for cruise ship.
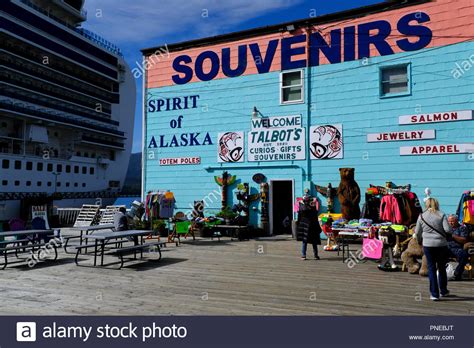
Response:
[0,0,136,220]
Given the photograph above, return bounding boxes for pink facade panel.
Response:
[146,0,474,88]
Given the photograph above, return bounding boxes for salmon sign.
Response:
[400,144,473,156]
[367,130,435,142]
[399,110,472,125]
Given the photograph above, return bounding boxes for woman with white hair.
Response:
[415,198,452,301]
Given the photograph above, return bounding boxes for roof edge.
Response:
[141,0,432,56]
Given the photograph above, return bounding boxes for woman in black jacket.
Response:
[298,197,321,260]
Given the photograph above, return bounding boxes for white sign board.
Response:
[248,115,305,162]
[309,124,343,159]
[367,129,435,142]
[217,132,244,163]
[159,157,201,165]
[399,110,472,125]
[32,205,49,229]
[400,143,473,156]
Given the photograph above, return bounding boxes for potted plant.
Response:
[217,206,238,225]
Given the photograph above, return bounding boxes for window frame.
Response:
[280,69,305,105]
[379,63,411,98]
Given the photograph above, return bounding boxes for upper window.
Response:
[2,159,9,169]
[380,64,410,97]
[281,70,304,104]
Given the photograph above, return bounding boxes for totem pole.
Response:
[260,183,269,234]
[214,171,236,211]
[315,183,337,213]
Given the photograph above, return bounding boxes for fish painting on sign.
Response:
[217,132,244,163]
[310,124,343,159]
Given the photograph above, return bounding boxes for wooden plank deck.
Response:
[0,235,472,315]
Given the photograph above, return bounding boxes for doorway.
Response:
[269,180,294,235]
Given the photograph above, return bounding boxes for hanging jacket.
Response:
[463,199,474,224]
[380,195,403,224]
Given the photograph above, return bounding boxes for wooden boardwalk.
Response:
[0,235,472,315]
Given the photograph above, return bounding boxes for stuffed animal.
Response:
[337,168,361,220]
[401,237,428,276]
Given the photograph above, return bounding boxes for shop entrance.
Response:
[269,180,294,235]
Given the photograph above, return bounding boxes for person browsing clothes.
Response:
[415,198,452,301]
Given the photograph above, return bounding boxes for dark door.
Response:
[271,180,293,235]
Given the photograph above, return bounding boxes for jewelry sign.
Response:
[248,115,305,162]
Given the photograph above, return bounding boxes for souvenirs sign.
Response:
[248,115,305,162]
[399,110,472,125]
[367,129,435,142]
[400,144,473,156]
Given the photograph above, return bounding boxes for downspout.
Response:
[305,25,313,189]
[141,56,147,202]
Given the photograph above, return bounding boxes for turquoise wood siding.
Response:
[144,41,474,220]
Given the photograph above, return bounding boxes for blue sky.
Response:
[82,0,384,153]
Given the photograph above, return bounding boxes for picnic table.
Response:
[63,224,115,253]
[76,230,165,269]
[0,229,58,269]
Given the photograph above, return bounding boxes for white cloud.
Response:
[82,0,302,45]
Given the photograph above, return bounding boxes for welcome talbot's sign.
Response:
[248,115,305,162]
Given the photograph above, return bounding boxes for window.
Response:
[380,64,410,97]
[66,165,71,173]
[74,183,78,187]
[14,160,21,170]
[37,162,43,171]
[57,182,61,187]
[47,182,52,187]
[2,159,9,169]
[26,181,31,186]
[74,166,79,174]
[2,180,7,186]
[90,167,95,175]
[82,183,86,187]
[281,70,304,104]
[82,166,87,174]
[56,164,62,173]
[37,181,42,187]
[47,163,53,172]
[14,180,20,186]
[26,161,32,170]
[66,182,70,187]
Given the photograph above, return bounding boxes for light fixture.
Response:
[252,106,260,119]
[286,24,295,32]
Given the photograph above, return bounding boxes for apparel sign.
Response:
[367,129,435,142]
[248,115,305,162]
[309,124,343,159]
[217,132,244,163]
[398,110,473,125]
[400,143,473,156]
[159,157,201,165]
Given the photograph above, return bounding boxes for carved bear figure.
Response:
[337,168,361,220]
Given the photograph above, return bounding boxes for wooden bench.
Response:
[110,242,166,269]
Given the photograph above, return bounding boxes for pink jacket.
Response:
[379,195,403,224]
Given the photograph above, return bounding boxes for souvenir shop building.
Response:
[141,0,474,233]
